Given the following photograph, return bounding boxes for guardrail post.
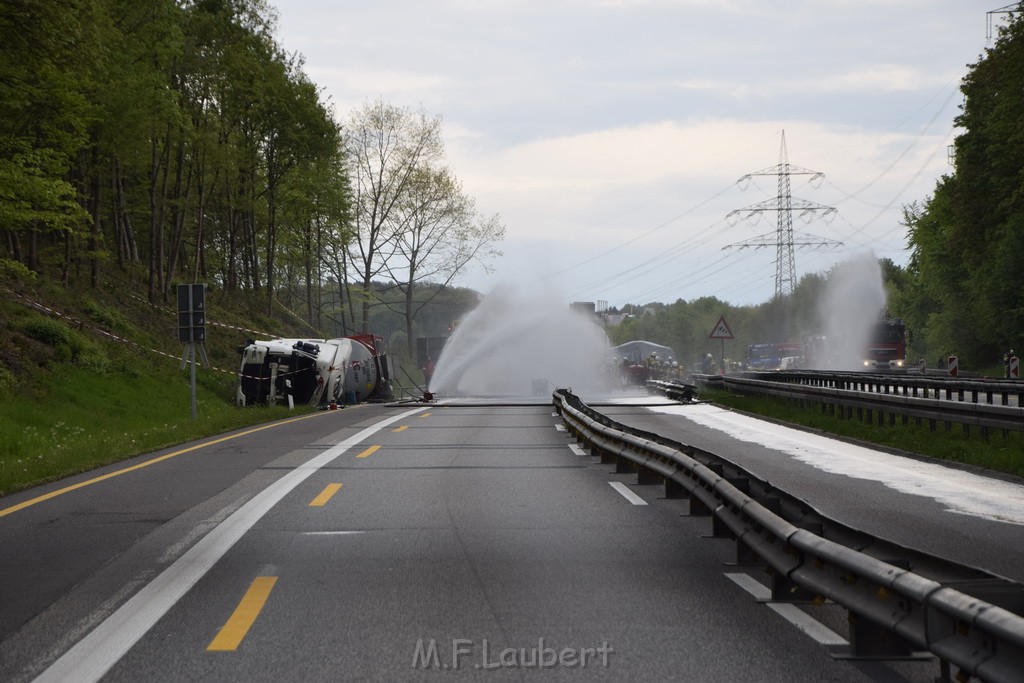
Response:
[665,477,689,499]
[844,612,915,659]
[637,465,661,486]
[733,537,762,566]
[615,455,635,474]
[690,492,713,516]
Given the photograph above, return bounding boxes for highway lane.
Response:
[0,405,396,669]
[1,401,940,681]
[596,398,1024,583]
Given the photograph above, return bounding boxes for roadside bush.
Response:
[83,299,130,333]
[77,347,111,374]
[17,316,102,368]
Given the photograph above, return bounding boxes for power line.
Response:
[724,131,842,300]
[987,3,1020,41]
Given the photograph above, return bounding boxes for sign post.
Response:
[177,284,210,421]
[707,315,735,374]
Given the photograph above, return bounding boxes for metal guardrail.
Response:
[685,373,1024,436]
[755,370,1024,407]
[552,388,1024,682]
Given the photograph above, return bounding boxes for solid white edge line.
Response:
[608,481,648,506]
[568,444,587,456]
[34,406,428,683]
[724,572,772,601]
[767,603,849,647]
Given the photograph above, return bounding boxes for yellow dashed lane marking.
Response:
[392,425,408,433]
[309,483,342,507]
[419,412,431,418]
[356,444,381,459]
[0,412,329,518]
[208,576,278,652]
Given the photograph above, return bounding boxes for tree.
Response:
[903,11,1024,366]
[344,99,444,332]
[0,0,95,275]
[384,165,504,353]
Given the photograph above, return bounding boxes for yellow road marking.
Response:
[309,483,342,507]
[0,412,329,519]
[207,576,278,651]
[419,412,431,418]
[392,425,408,433]
[356,444,381,459]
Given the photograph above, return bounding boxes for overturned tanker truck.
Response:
[236,333,392,407]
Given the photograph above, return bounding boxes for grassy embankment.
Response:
[0,274,314,497]
[700,387,1024,478]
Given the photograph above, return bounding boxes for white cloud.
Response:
[270,0,985,305]
[449,118,950,202]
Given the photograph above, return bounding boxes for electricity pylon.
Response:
[725,131,841,300]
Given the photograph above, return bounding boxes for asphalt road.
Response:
[0,399,957,681]
[597,399,1024,583]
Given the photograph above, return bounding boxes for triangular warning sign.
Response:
[708,315,734,340]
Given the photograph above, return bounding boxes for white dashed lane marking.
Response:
[726,573,848,647]
[608,482,648,506]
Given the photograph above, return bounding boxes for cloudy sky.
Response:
[271,0,1002,308]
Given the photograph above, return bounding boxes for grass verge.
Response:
[700,388,1024,479]
[0,362,304,497]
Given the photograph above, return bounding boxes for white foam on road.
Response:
[647,403,1024,526]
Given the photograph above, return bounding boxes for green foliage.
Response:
[0,362,300,496]
[0,365,14,393]
[0,0,350,305]
[0,258,37,283]
[18,315,109,373]
[82,299,130,333]
[17,315,95,361]
[902,13,1024,366]
[0,269,322,496]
